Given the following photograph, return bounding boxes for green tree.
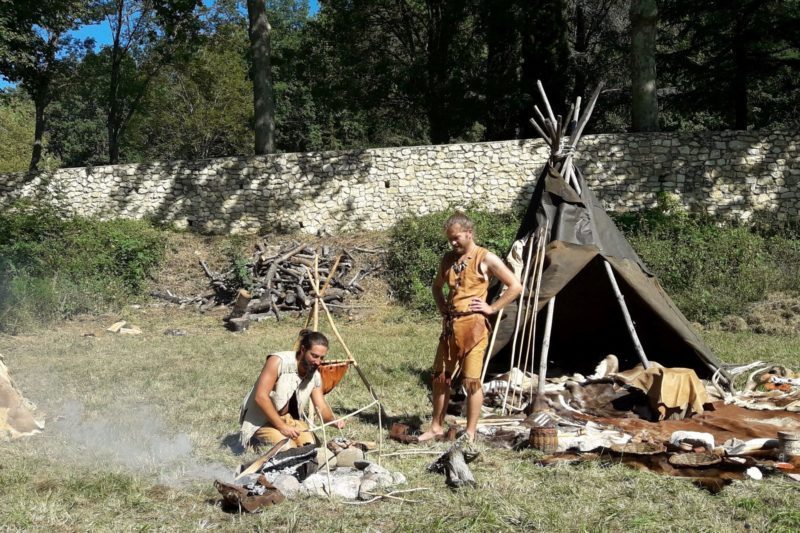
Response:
[660,0,800,130]
[124,24,254,160]
[310,0,484,146]
[0,0,87,170]
[0,90,44,172]
[92,0,202,163]
[630,0,659,131]
[246,0,275,154]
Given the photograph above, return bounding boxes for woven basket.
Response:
[668,452,722,467]
[319,360,350,394]
[609,442,665,455]
[529,427,559,454]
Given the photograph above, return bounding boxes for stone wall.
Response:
[0,130,797,234]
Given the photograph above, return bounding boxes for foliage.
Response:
[614,195,800,322]
[0,207,165,332]
[387,208,520,313]
[0,90,61,172]
[124,23,253,161]
[0,0,89,169]
[659,0,800,131]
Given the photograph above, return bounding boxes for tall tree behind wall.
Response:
[311,0,483,146]
[0,0,87,171]
[518,0,570,138]
[247,0,274,154]
[630,0,658,131]
[95,0,201,163]
[660,0,800,131]
[480,0,520,140]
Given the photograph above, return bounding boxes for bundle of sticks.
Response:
[151,241,382,327]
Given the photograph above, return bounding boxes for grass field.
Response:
[1,305,800,532]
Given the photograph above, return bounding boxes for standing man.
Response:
[419,213,522,443]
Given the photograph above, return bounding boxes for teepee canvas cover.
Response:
[488,84,730,386]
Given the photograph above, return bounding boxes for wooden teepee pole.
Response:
[603,261,650,369]
[501,234,536,415]
[480,309,504,383]
[517,228,546,409]
[532,296,556,412]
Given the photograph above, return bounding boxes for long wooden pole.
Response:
[517,228,546,409]
[501,235,538,414]
[501,235,536,414]
[603,261,650,369]
[480,309,504,383]
[532,297,556,412]
[312,254,320,331]
[526,228,548,405]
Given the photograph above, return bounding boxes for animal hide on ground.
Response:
[0,357,44,442]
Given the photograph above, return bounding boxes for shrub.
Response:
[387,209,520,313]
[0,207,164,333]
[613,197,800,323]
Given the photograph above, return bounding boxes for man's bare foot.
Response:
[417,429,445,442]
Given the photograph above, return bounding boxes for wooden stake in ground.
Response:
[532,296,555,413]
[604,261,651,369]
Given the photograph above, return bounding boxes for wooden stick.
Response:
[313,254,320,331]
[320,255,342,296]
[318,298,390,421]
[319,405,333,500]
[570,82,604,149]
[304,399,380,432]
[524,227,548,403]
[512,231,543,409]
[533,105,549,134]
[603,261,650,369]
[528,117,552,145]
[533,296,556,412]
[554,115,563,152]
[562,104,575,136]
[379,450,443,458]
[234,438,290,480]
[501,234,537,415]
[536,80,558,126]
[480,309,504,383]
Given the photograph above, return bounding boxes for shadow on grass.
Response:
[220,432,247,456]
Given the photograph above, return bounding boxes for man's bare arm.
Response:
[311,387,344,428]
[469,252,522,315]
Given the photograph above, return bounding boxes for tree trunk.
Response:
[107,0,125,164]
[518,0,570,138]
[247,0,274,155]
[629,0,659,132]
[426,1,451,144]
[29,96,45,172]
[732,28,748,130]
[482,0,519,141]
[572,3,588,103]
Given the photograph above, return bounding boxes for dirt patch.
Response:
[715,292,800,335]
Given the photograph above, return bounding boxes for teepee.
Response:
[487,82,731,391]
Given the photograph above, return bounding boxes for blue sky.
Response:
[1,1,320,89]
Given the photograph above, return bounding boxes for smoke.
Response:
[53,401,234,485]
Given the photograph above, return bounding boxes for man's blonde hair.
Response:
[444,212,474,231]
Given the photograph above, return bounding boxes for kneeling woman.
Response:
[239,330,344,449]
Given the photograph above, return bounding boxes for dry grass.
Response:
[2,305,800,531]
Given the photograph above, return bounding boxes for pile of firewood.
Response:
[151,241,382,328]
